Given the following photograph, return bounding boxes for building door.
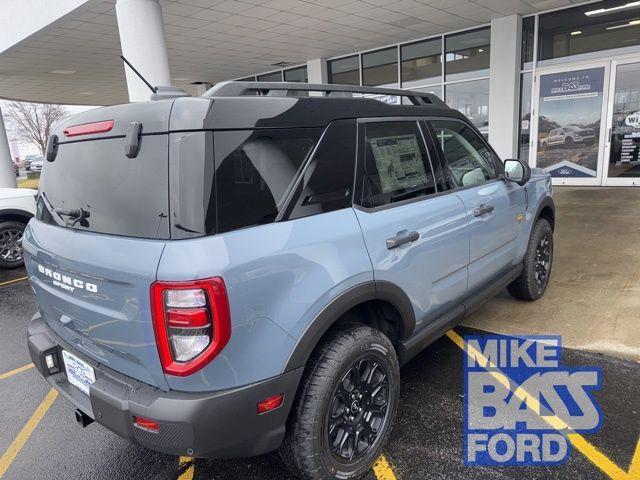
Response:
[603,59,640,186]
[531,62,611,186]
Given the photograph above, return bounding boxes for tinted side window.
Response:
[361,121,436,208]
[430,120,498,188]
[215,128,322,233]
[288,120,356,220]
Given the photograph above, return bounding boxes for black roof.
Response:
[170,81,464,131]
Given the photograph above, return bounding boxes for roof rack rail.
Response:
[204,81,445,106]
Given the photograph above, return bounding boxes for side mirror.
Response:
[503,159,531,186]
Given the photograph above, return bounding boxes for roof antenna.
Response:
[120,55,157,94]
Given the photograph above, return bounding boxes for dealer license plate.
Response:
[62,350,95,396]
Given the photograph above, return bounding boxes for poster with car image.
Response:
[536,67,605,178]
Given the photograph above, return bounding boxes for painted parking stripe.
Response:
[0,276,28,287]
[0,388,58,478]
[0,363,34,381]
[445,329,640,480]
[177,456,194,480]
[373,455,397,480]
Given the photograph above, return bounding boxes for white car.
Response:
[30,160,44,172]
[0,188,37,269]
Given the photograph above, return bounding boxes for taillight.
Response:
[150,278,231,376]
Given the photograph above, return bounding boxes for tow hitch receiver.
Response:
[75,409,94,428]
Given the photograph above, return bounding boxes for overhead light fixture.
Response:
[78,91,95,95]
[606,19,640,30]
[478,48,484,52]
[585,1,640,16]
[571,30,582,35]
[49,69,76,75]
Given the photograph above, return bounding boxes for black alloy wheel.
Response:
[326,357,390,463]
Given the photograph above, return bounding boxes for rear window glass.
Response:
[214,128,322,233]
[36,135,170,239]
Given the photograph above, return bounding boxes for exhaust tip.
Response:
[74,409,94,428]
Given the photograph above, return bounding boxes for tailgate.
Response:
[24,100,174,389]
[24,221,168,389]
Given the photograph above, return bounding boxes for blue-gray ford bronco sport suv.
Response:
[25,82,554,480]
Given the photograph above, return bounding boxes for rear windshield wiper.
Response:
[39,192,67,226]
[55,208,91,228]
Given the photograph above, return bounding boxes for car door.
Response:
[353,119,469,331]
[427,119,525,292]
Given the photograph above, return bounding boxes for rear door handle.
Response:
[386,230,419,249]
[474,204,495,217]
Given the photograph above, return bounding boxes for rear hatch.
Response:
[23,101,173,389]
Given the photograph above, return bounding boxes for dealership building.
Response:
[1,0,640,187]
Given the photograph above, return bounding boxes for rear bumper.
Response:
[27,314,303,458]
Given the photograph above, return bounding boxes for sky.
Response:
[1,101,98,157]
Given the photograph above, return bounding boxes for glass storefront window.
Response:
[535,67,605,179]
[284,66,307,83]
[401,85,442,105]
[362,47,398,86]
[401,38,442,88]
[328,55,360,85]
[445,28,490,81]
[257,71,283,82]
[539,0,640,62]
[445,79,490,137]
[522,16,535,70]
[608,61,640,179]
[519,72,532,163]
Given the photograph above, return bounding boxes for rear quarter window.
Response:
[214,128,322,233]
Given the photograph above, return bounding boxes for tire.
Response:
[564,136,574,147]
[280,324,400,480]
[0,220,27,269]
[508,218,553,301]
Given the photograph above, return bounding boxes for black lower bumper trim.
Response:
[27,314,304,458]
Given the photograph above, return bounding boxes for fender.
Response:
[283,281,415,372]
[0,209,34,221]
[533,196,555,230]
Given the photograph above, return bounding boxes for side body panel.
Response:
[156,208,373,392]
[354,194,469,333]
[0,188,37,217]
[453,180,527,291]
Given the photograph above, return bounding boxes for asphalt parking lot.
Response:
[1,266,639,480]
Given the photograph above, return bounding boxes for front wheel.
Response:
[508,218,554,301]
[0,220,27,269]
[280,324,400,480]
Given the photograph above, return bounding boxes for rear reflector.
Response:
[257,394,284,414]
[63,120,114,137]
[134,416,159,432]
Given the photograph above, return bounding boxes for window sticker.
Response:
[369,134,427,193]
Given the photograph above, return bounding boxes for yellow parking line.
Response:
[0,276,28,287]
[626,439,640,479]
[0,364,34,381]
[373,455,397,480]
[445,330,637,480]
[0,388,58,478]
[177,456,194,480]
